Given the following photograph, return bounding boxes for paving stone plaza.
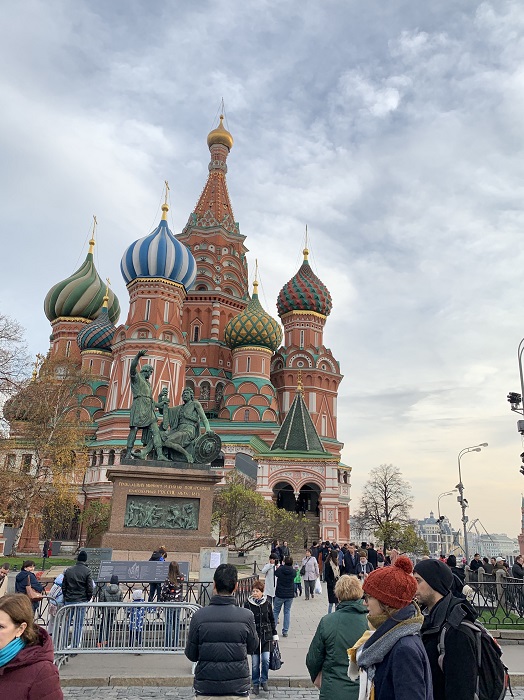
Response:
[57,581,524,696]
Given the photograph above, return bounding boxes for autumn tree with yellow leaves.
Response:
[0,354,90,553]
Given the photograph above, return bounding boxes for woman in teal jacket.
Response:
[306,575,368,700]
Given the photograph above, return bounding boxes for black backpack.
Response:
[438,618,511,700]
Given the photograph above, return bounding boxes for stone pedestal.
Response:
[102,460,221,562]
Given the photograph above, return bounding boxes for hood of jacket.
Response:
[106,583,120,595]
[0,627,54,676]
[15,570,34,585]
[247,593,267,606]
[336,598,368,614]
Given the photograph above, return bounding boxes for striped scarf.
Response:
[356,603,424,700]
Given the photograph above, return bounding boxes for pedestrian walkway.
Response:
[63,686,524,699]
[59,582,524,687]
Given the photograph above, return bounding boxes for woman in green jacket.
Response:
[306,574,368,700]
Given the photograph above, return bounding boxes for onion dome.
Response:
[44,235,120,324]
[120,202,196,290]
[207,115,234,151]
[225,280,282,351]
[277,247,332,317]
[77,290,116,353]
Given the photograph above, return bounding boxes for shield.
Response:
[193,432,222,464]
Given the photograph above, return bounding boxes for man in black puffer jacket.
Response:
[273,556,295,637]
[185,563,258,697]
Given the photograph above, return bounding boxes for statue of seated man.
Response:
[142,387,212,463]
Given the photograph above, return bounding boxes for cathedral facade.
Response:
[16,116,351,551]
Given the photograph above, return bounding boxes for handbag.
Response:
[314,578,322,595]
[26,576,44,602]
[269,639,283,671]
[300,556,311,577]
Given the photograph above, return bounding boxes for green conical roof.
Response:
[271,386,328,453]
[225,281,282,351]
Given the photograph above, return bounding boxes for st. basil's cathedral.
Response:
[13,115,351,553]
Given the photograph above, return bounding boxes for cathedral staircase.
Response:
[303,512,320,545]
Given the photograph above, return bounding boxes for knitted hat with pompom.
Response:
[363,556,417,609]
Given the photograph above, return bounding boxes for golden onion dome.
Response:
[207,115,234,151]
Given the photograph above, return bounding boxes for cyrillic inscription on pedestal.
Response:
[124,495,199,530]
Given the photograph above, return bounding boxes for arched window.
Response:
[193,325,200,342]
[98,450,104,466]
[244,409,250,422]
[91,452,97,467]
[108,450,115,466]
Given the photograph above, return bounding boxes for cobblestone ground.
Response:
[63,689,318,699]
[63,686,524,699]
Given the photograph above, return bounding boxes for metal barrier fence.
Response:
[53,602,201,669]
[92,575,257,607]
[469,579,524,627]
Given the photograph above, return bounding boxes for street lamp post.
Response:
[457,443,488,563]
[437,490,457,555]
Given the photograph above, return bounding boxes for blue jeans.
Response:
[272,596,293,634]
[66,604,86,648]
[252,651,270,685]
[149,582,161,601]
[164,607,180,648]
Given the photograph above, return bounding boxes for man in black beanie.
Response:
[414,559,478,700]
[62,550,95,648]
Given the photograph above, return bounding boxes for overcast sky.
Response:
[2,0,524,539]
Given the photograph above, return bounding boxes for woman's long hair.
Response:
[168,561,181,583]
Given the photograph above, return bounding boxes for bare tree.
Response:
[0,313,30,398]
[356,464,414,549]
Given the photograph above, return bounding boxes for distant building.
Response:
[416,512,460,557]
[467,532,519,561]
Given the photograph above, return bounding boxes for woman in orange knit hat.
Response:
[348,556,432,700]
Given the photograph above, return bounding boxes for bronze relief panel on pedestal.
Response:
[124,495,200,530]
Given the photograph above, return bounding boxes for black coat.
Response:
[420,592,478,700]
[512,561,524,579]
[62,562,94,603]
[274,564,295,599]
[244,596,277,653]
[366,547,378,569]
[343,551,358,575]
[324,560,340,604]
[185,595,258,696]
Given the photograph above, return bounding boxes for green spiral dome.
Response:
[44,248,120,324]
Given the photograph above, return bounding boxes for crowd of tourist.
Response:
[0,540,518,699]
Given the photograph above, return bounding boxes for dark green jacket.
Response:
[306,599,368,700]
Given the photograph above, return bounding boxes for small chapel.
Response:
[10,115,351,552]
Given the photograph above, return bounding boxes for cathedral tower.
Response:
[95,198,196,446]
[271,246,343,456]
[177,116,249,417]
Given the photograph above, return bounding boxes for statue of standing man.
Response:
[124,349,168,461]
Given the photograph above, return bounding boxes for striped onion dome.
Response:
[120,203,196,290]
[277,248,332,317]
[225,280,282,351]
[77,296,116,353]
[44,239,120,323]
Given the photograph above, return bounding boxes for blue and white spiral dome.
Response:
[120,203,197,290]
